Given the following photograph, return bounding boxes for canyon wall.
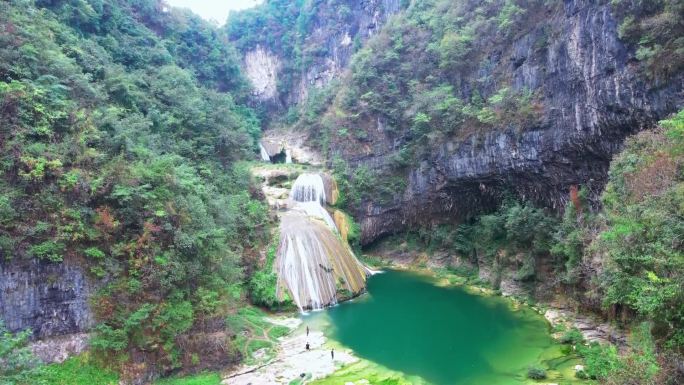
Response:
[235,0,401,109]
[329,0,684,244]
[0,259,94,339]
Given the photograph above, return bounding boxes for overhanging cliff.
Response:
[306,0,684,245]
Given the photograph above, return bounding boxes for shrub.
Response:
[0,320,43,383]
[526,365,547,380]
[35,355,119,385]
[577,343,620,380]
[248,270,280,308]
[559,328,584,345]
[83,247,105,260]
[29,240,65,262]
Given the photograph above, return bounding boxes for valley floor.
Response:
[222,265,596,385]
[223,317,357,385]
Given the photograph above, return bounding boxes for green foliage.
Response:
[612,0,684,79]
[84,247,105,260]
[526,365,547,380]
[595,111,684,348]
[573,324,660,384]
[29,240,65,262]
[577,343,620,380]
[467,200,557,281]
[603,323,660,385]
[0,0,269,372]
[331,156,405,210]
[248,234,289,309]
[0,321,42,385]
[406,199,556,283]
[551,198,589,284]
[152,372,221,385]
[249,270,280,309]
[559,328,584,345]
[34,355,119,385]
[497,1,526,32]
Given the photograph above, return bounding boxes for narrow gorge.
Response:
[1,1,683,385]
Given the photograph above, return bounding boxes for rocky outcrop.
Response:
[0,258,94,340]
[30,333,90,363]
[341,0,684,244]
[244,45,281,101]
[261,129,325,166]
[236,0,401,109]
[287,0,401,105]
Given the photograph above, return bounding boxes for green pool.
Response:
[303,270,581,385]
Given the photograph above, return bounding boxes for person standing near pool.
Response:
[331,348,334,360]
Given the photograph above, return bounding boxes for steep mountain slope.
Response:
[292,0,684,245]
[0,0,268,380]
[2,0,684,384]
[225,0,401,112]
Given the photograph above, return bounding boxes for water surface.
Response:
[304,270,561,385]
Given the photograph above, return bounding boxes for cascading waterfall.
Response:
[276,173,369,311]
[290,173,327,204]
[285,148,292,164]
[259,143,271,162]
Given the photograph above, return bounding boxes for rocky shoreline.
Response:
[223,317,357,385]
[363,243,627,349]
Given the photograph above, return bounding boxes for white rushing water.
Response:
[259,143,271,162]
[292,201,337,231]
[289,173,327,204]
[279,229,340,310]
[285,148,292,164]
[276,173,368,312]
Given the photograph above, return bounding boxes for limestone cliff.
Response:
[0,259,94,339]
[228,0,401,110]
[244,45,281,101]
[320,0,684,245]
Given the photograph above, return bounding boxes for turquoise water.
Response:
[304,270,562,385]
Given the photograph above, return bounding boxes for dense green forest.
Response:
[0,0,268,382]
[1,0,684,384]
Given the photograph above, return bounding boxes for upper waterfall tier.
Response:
[289,173,327,204]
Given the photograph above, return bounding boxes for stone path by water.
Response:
[223,317,357,385]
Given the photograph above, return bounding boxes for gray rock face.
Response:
[350,0,684,244]
[240,0,401,109]
[0,258,94,339]
[288,0,401,105]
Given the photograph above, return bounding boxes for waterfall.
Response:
[259,143,271,162]
[285,148,292,164]
[276,173,369,311]
[289,173,327,204]
[292,201,337,231]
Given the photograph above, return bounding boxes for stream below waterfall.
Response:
[302,270,585,385]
